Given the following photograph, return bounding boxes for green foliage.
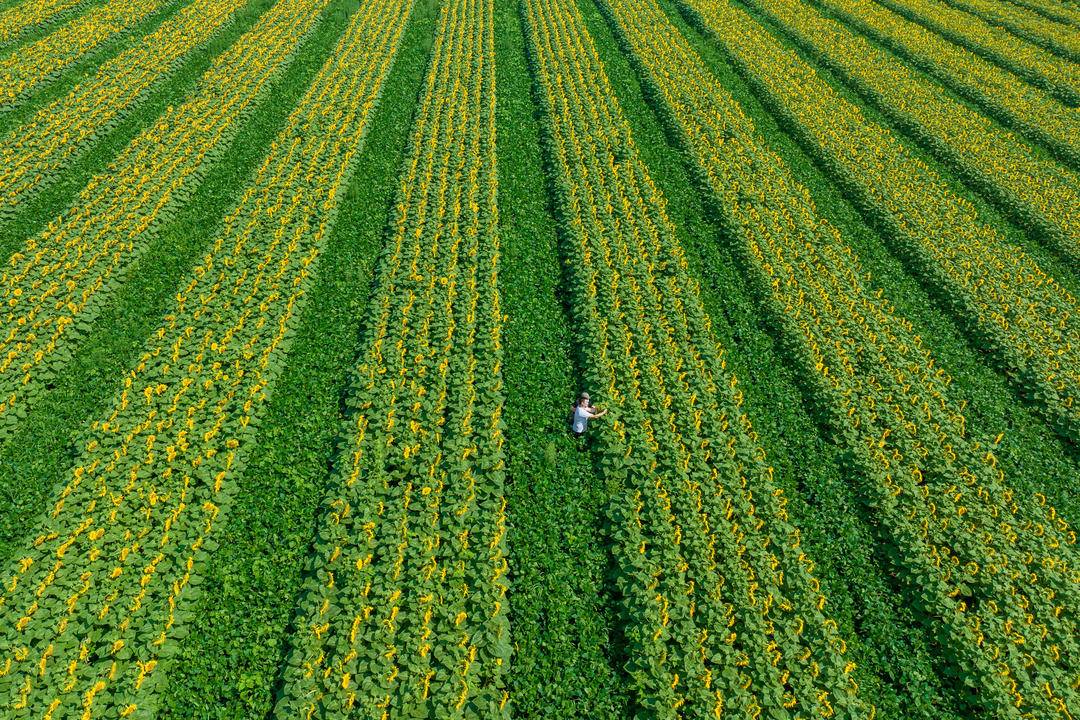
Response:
[0,1,414,716]
[495,0,628,715]
[599,0,1080,712]
[0,0,190,111]
[0,0,1076,716]
[574,3,950,718]
[154,2,437,716]
[0,0,356,566]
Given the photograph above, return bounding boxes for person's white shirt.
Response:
[572,404,591,434]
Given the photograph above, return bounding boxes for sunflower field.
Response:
[0,0,1075,717]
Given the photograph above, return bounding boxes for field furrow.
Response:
[0,0,182,110]
[599,0,1080,714]
[0,0,250,217]
[0,0,101,50]
[736,0,1080,266]
[872,0,1080,104]
[677,0,1080,444]
[0,0,411,715]
[941,0,1080,61]
[809,0,1080,167]
[0,0,331,445]
[523,0,871,715]
[274,0,511,716]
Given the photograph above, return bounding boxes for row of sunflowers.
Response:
[276,0,513,715]
[938,0,1079,62]
[0,0,97,49]
[0,0,331,444]
[0,0,248,216]
[600,0,1078,714]
[738,0,1080,265]
[813,0,1079,167]
[870,0,1078,105]
[0,0,411,715]
[0,0,178,109]
[1001,0,1080,26]
[678,0,1080,444]
[523,0,869,715]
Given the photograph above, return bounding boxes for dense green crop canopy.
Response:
[0,0,1075,717]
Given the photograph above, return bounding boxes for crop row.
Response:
[601,0,1079,714]
[1002,0,1080,26]
[0,0,97,49]
[938,0,1079,62]
[0,0,332,445]
[874,0,1079,105]
[0,0,178,110]
[574,5,968,716]
[488,0,628,711]
[275,0,510,716]
[0,0,412,715]
[523,0,870,715]
[736,0,1080,266]
[810,0,1079,168]
[0,0,249,216]
[680,0,1080,445]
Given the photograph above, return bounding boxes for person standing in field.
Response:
[571,392,607,438]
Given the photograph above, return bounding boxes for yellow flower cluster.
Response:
[0,0,92,48]
[684,0,1080,444]
[0,0,409,715]
[741,0,1080,264]
[603,0,1079,713]
[523,0,871,716]
[876,0,1079,101]
[0,0,173,109]
[0,0,248,216]
[275,0,511,716]
[943,0,1080,61]
[0,0,332,444]
[815,0,1080,165]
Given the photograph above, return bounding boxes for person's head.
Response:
[578,392,590,407]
